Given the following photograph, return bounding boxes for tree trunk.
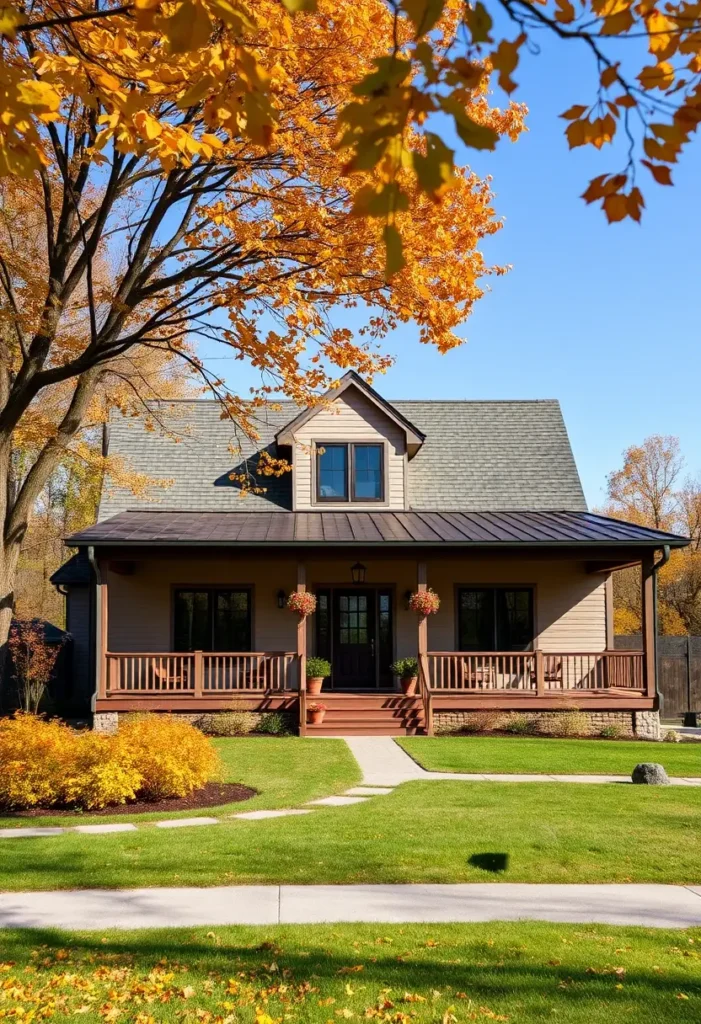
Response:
[0,537,21,706]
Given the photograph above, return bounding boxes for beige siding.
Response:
[105,555,606,673]
[293,389,406,510]
[105,558,298,654]
[426,559,606,653]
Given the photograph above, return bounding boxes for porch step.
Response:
[305,694,426,736]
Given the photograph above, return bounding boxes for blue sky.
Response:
[206,27,701,509]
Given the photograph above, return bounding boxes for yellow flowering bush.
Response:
[0,714,72,809]
[61,732,142,811]
[117,714,220,800]
[0,713,219,810]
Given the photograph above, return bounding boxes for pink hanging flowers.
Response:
[287,591,317,618]
[409,588,441,617]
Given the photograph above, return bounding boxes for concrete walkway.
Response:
[345,735,701,787]
[1,883,700,930]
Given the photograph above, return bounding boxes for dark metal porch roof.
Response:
[68,510,689,548]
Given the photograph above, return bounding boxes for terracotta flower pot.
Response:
[308,708,326,725]
[401,675,418,696]
[307,676,324,695]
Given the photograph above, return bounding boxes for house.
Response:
[54,372,689,737]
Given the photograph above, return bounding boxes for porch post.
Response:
[641,551,656,699]
[97,572,108,701]
[297,563,307,736]
[417,561,427,656]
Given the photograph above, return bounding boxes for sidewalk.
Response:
[1,883,700,930]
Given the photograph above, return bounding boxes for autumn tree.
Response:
[0,0,526,659]
[4,0,701,240]
[600,436,701,635]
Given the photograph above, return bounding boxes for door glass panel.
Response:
[378,591,393,686]
[353,445,383,500]
[316,590,331,661]
[174,590,209,652]
[318,444,348,500]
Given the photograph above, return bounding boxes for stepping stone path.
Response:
[2,737,700,840]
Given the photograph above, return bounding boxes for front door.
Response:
[333,590,376,689]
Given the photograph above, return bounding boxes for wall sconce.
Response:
[404,590,413,608]
[351,562,366,585]
[277,589,287,609]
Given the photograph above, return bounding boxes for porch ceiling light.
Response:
[277,589,287,609]
[351,561,366,584]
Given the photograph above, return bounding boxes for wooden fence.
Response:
[614,635,701,719]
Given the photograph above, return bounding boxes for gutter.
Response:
[87,546,101,714]
[652,544,671,705]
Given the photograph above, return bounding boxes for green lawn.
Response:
[0,737,361,828]
[2,780,700,890]
[398,735,701,776]
[1,922,700,1023]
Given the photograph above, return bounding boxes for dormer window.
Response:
[316,442,384,503]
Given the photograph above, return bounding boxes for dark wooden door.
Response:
[333,590,376,689]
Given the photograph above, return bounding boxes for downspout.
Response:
[87,546,101,714]
[651,544,671,704]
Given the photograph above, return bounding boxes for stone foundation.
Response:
[92,709,294,736]
[92,711,119,735]
[434,708,660,740]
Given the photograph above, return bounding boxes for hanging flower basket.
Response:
[287,591,317,618]
[408,588,440,617]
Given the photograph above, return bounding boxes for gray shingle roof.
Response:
[98,396,586,519]
[50,551,91,585]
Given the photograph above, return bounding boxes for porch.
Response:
[91,545,657,736]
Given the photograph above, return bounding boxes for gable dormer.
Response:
[276,373,425,512]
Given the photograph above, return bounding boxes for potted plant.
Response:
[391,657,419,695]
[305,656,331,695]
[307,701,327,725]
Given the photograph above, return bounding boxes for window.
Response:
[352,444,383,500]
[457,587,534,652]
[174,588,251,652]
[317,444,348,500]
[316,443,384,502]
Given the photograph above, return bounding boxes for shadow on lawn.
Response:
[1,927,699,1013]
[467,852,509,873]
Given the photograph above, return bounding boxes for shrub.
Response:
[390,657,418,679]
[197,711,257,737]
[256,711,292,735]
[8,621,66,713]
[118,714,220,800]
[504,713,533,735]
[600,724,623,739]
[0,714,72,808]
[663,729,682,743]
[552,709,590,738]
[0,713,220,810]
[306,656,331,678]
[458,711,505,734]
[62,733,141,810]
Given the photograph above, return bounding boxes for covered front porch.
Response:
[88,540,659,736]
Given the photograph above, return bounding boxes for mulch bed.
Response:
[3,782,257,818]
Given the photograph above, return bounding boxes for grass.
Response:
[1,922,700,1023]
[0,737,361,828]
[2,780,700,891]
[397,736,701,776]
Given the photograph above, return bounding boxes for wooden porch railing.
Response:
[426,650,644,692]
[104,651,297,696]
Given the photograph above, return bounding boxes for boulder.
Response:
[631,762,670,785]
